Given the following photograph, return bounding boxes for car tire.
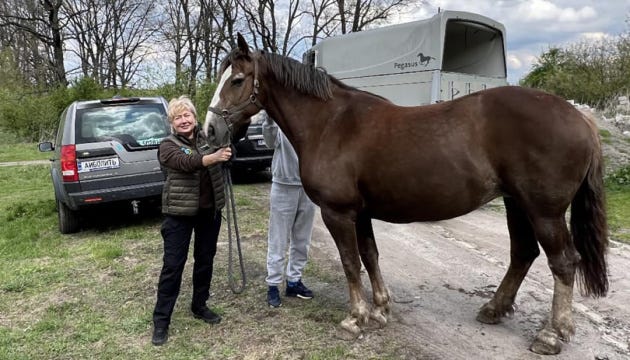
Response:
[58,200,80,234]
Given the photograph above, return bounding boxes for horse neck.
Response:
[263,85,327,157]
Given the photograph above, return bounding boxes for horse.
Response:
[205,34,609,355]
[417,52,435,66]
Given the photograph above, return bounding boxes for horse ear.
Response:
[236,33,250,55]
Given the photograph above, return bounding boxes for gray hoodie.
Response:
[261,111,302,185]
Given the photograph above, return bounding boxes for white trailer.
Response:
[303,10,508,106]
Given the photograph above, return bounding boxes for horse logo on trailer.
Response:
[417,52,435,66]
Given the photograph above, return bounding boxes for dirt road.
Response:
[309,203,630,359]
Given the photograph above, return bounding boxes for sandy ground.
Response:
[309,204,630,359]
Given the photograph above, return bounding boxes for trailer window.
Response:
[442,20,506,78]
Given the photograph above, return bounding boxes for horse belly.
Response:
[363,179,499,223]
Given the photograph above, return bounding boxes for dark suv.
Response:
[39,96,170,233]
[231,112,273,173]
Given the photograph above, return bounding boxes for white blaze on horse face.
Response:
[203,65,233,135]
[210,65,232,108]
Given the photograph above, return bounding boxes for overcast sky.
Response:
[395,0,630,84]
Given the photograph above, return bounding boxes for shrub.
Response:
[605,166,630,187]
[0,89,60,142]
[0,77,215,142]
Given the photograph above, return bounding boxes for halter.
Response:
[207,53,264,127]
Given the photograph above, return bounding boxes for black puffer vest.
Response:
[161,132,225,216]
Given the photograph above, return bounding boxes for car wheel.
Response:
[57,200,80,234]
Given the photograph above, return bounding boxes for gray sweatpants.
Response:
[266,182,316,286]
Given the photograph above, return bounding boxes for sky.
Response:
[393,0,630,84]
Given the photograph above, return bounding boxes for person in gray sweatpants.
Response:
[260,110,316,308]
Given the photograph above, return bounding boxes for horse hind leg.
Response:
[477,197,539,324]
[320,209,369,339]
[356,213,390,327]
[529,216,580,355]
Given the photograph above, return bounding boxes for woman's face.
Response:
[171,110,196,138]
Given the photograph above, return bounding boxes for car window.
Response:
[56,107,68,147]
[75,104,169,147]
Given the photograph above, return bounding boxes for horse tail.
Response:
[570,113,609,297]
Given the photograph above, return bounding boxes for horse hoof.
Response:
[370,308,387,328]
[555,316,575,342]
[530,328,562,355]
[336,317,362,341]
[557,322,575,342]
[476,303,502,324]
[340,317,361,335]
[368,311,388,329]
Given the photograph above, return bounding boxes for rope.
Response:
[224,167,246,294]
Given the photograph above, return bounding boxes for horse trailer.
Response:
[303,10,508,106]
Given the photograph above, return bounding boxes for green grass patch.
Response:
[0,166,62,259]
[606,166,630,187]
[607,188,630,242]
[0,141,49,162]
[599,129,612,145]
[605,166,630,242]
[0,160,411,359]
[89,239,124,261]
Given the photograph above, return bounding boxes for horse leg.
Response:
[320,208,369,338]
[529,216,580,355]
[477,197,539,324]
[356,213,390,327]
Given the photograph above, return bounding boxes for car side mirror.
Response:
[38,142,54,152]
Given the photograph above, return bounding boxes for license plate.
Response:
[256,139,266,146]
[78,157,120,173]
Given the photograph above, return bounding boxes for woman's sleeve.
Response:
[159,140,204,172]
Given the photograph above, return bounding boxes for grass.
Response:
[1,139,629,359]
[0,132,49,162]
[606,188,630,243]
[599,129,612,145]
[0,163,409,359]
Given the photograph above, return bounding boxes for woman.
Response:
[151,96,232,346]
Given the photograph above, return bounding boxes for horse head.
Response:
[204,33,263,144]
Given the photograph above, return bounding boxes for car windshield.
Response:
[75,104,169,147]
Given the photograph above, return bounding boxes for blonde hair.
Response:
[167,96,197,134]
[168,95,197,121]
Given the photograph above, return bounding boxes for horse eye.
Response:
[231,78,244,87]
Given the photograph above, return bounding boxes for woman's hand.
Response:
[202,147,232,166]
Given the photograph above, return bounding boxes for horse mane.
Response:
[220,48,388,102]
[261,52,335,100]
[263,52,392,102]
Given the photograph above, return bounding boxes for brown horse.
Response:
[205,34,609,355]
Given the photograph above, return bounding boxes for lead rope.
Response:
[224,166,246,294]
[210,53,262,294]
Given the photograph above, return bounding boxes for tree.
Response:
[103,0,159,88]
[336,0,416,34]
[238,0,307,56]
[63,0,159,89]
[520,47,565,89]
[306,0,338,46]
[0,0,70,87]
[1,0,429,91]
[197,0,242,80]
[522,25,630,108]
[63,0,109,84]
